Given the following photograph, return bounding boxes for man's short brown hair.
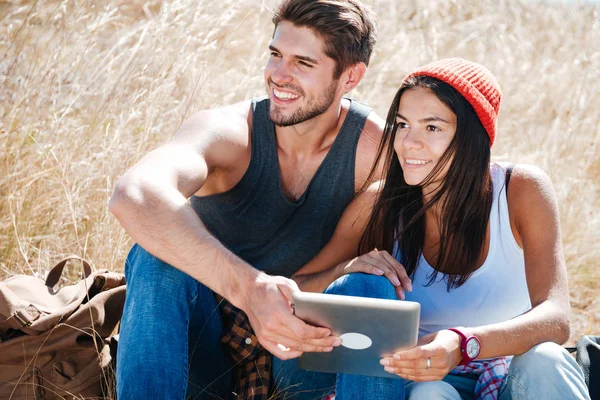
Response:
[272,0,378,78]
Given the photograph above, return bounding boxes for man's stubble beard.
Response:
[269,80,339,127]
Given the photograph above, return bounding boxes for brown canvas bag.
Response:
[0,256,126,399]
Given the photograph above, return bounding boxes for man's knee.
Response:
[325,273,397,300]
[125,244,172,279]
[406,381,461,400]
[119,244,208,338]
[124,244,198,297]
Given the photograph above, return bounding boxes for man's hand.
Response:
[338,249,412,299]
[241,273,341,360]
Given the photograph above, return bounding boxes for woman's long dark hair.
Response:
[359,76,493,290]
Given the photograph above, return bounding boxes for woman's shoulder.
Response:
[492,163,559,249]
[503,163,554,193]
[491,162,553,189]
[501,163,558,223]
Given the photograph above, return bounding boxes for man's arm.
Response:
[109,101,339,359]
[110,103,252,304]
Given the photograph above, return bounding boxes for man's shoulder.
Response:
[183,100,253,137]
[351,103,385,189]
[362,111,385,142]
[340,98,384,145]
[356,106,385,156]
[174,100,254,173]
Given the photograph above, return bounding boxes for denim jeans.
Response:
[273,273,591,400]
[116,244,234,400]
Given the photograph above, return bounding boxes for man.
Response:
[109,0,387,398]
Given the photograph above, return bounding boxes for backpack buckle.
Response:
[14,309,33,327]
[13,305,41,328]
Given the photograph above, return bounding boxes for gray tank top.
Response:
[190,97,371,277]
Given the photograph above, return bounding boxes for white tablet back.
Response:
[292,291,420,379]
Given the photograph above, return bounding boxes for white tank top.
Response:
[402,163,531,338]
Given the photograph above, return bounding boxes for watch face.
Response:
[466,337,480,358]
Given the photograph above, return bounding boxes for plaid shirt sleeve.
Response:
[218,296,272,400]
[323,358,509,400]
[451,357,509,400]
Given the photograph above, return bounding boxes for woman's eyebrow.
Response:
[396,112,450,124]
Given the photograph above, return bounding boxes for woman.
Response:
[275,58,589,400]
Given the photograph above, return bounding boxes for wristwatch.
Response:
[448,328,480,365]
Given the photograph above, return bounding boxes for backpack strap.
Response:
[45,256,92,288]
[1,256,91,333]
[575,335,600,399]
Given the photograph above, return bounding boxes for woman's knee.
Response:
[502,342,590,399]
[510,342,574,372]
[325,273,397,300]
[406,381,461,400]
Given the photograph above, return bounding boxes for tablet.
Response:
[291,291,420,379]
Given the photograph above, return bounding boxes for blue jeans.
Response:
[116,245,234,400]
[404,342,590,400]
[273,273,591,400]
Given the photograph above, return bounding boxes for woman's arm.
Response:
[293,181,412,298]
[469,164,570,356]
[382,164,571,381]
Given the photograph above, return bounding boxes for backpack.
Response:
[575,335,600,400]
[0,256,126,399]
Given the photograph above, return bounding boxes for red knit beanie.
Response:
[403,58,502,147]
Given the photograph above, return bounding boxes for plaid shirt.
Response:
[451,357,509,400]
[218,297,272,400]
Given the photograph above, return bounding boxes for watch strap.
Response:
[448,327,478,365]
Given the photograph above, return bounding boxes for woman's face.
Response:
[393,86,457,189]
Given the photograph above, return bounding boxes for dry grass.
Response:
[1,0,599,351]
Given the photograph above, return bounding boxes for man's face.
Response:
[265,21,340,127]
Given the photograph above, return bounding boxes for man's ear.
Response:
[340,62,367,93]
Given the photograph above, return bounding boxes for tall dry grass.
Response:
[1,0,599,345]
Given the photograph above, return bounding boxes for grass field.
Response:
[1,0,599,350]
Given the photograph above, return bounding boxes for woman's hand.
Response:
[337,248,412,299]
[380,329,463,381]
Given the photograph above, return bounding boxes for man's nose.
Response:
[270,61,293,86]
